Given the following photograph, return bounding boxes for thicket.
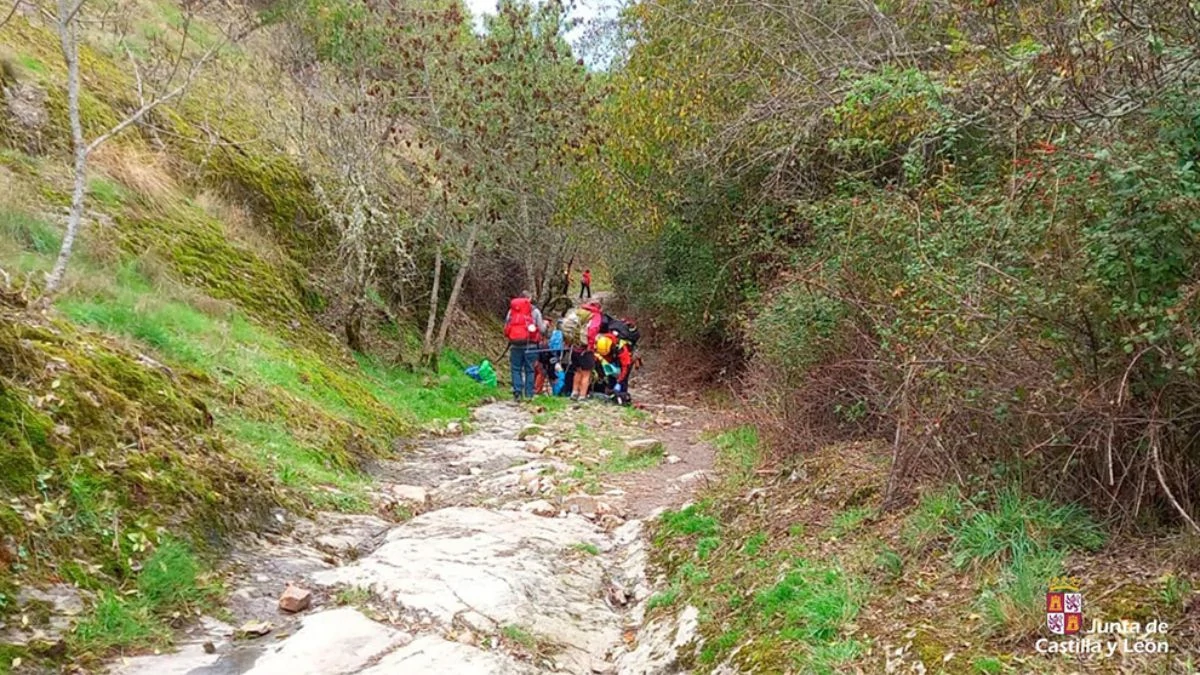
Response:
[576,0,1200,530]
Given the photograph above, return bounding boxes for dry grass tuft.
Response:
[91,143,179,200]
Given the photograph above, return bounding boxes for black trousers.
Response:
[579,283,591,298]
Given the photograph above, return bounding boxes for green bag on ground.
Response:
[478,359,497,388]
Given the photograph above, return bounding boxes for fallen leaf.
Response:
[238,620,273,637]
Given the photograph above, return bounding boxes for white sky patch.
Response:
[464,0,609,47]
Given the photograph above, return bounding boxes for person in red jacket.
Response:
[568,300,604,400]
[580,269,592,299]
[503,292,541,401]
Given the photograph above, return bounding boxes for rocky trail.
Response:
[104,369,717,675]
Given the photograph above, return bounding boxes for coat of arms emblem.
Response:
[1046,577,1083,635]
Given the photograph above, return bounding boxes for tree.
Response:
[294,0,599,367]
[39,0,253,295]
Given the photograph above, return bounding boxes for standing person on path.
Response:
[564,300,603,400]
[503,292,542,401]
[580,269,592,299]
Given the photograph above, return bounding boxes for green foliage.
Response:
[741,532,768,556]
[659,503,719,538]
[1158,574,1192,612]
[87,177,126,208]
[828,507,872,539]
[977,549,1064,636]
[753,286,846,373]
[873,547,904,581]
[647,586,680,611]
[710,425,761,476]
[0,207,61,255]
[72,592,167,653]
[972,656,1006,674]
[222,416,370,511]
[599,444,665,473]
[948,489,1105,569]
[72,540,216,655]
[902,487,964,550]
[753,560,863,673]
[571,542,600,556]
[500,624,538,651]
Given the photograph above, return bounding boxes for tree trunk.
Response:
[344,299,364,352]
[44,3,86,296]
[434,220,481,354]
[421,244,443,369]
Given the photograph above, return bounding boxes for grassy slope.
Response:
[0,7,496,671]
[649,429,1198,674]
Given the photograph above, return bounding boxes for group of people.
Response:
[504,292,638,405]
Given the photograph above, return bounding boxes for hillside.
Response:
[0,2,501,669]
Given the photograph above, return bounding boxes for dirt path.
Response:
[106,357,716,675]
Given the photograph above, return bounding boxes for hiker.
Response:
[561,267,571,297]
[595,333,634,405]
[580,269,592,299]
[533,319,556,395]
[503,292,542,401]
[561,300,603,400]
[547,319,567,395]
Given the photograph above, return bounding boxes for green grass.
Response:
[699,629,743,664]
[972,656,1005,674]
[57,261,486,432]
[1159,574,1192,611]
[948,489,1105,569]
[600,447,664,473]
[753,559,863,673]
[647,586,680,611]
[874,547,904,581]
[710,425,761,476]
[741,531,768,556]
[977,549,1065,636]
[828,506,872,539]
[334,586,372,606]
[622,406,651,424]
[501,624,537,650]
[0,207,62,255]
[15,53,47,75]
[660,503,719,538]
[902,487,964,550]
[222,417,370,511]
[941,489,1105,638]
[500,623,558,655]
[87,177,126,207]
[570,542,600,556]
[71,540,215,654]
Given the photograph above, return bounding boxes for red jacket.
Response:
[611,340,632,381]
[582,271,592,284]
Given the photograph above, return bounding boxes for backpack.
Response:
[504,297,537,343]
[478,359,497,388]
[600,314,641,347]
[561,307,593,346]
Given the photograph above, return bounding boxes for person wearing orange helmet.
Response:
[594,332,633,405]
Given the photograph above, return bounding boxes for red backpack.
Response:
[505,297,537,342]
